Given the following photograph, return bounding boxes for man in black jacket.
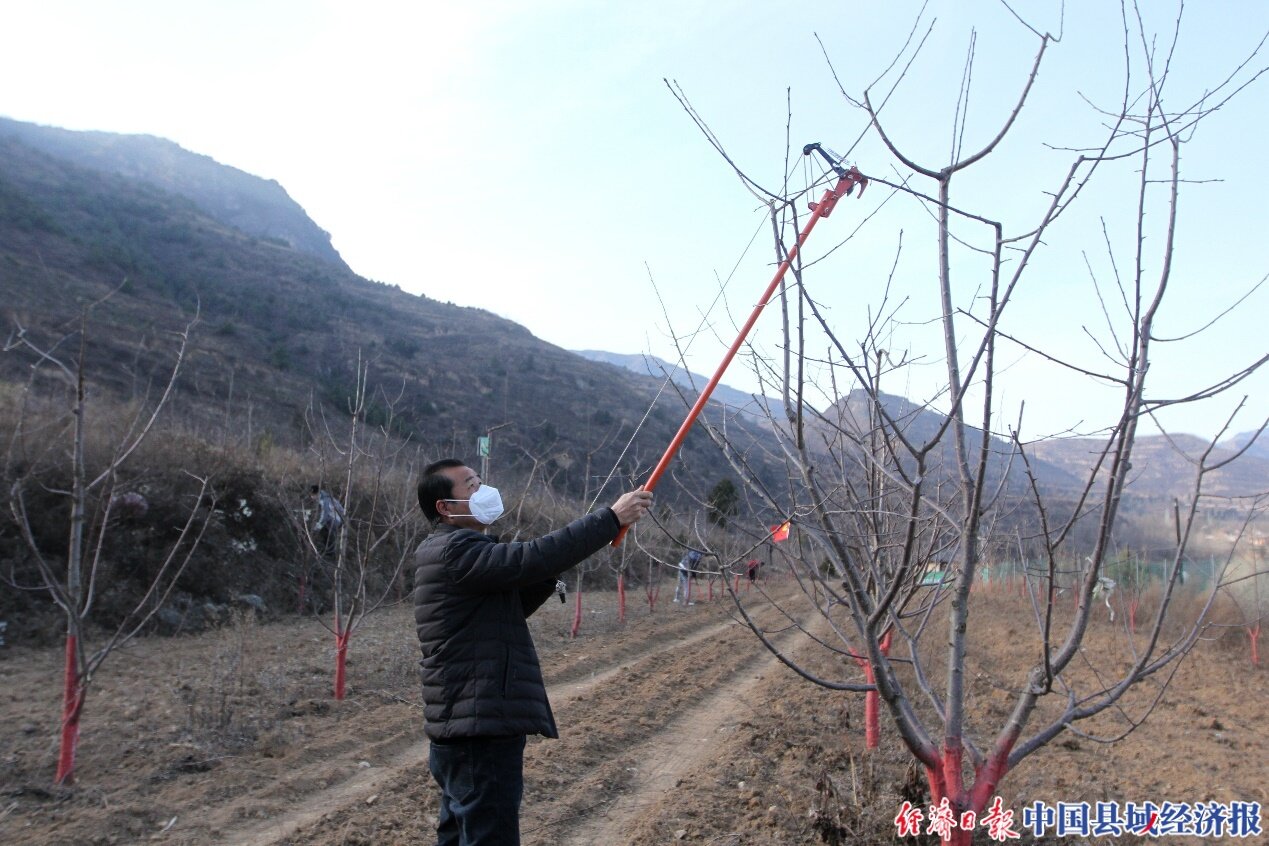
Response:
[413,458,652,846]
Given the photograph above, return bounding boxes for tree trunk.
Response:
[334,629,349,700]
[570,587,583,638]
[863,662,880,749]
[920,740,1013,845]
[617,572,626,624]
[1249,623,1261,667]
[54,633,85,786]
[863,631,893,750]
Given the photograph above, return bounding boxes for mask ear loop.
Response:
[438,495,468,520]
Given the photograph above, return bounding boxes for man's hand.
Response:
[611,489,654,526]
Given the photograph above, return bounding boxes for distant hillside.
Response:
[0,131,774,505]
[574,349,784,420]
[0,117,346,270]
[2,119,1260,521]
[1227,430,1269,463]
[815,389,1080,495]
[816,389,1267,508]
[1029,432,1269,503]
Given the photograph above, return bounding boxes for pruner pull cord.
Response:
[611,144,867,547]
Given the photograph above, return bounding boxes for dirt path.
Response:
[1,588,759,846]
[220,591,803,845]
[10,584,1257,845]
[216,615,746,846]
[550,622,802,846]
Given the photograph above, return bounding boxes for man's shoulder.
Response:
[418,525,490,558]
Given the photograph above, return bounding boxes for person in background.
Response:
[309,484,345,555]
[413,458,653,846]
[674,548,702,604]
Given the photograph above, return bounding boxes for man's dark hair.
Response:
[418,458,466,522]
[309,484,320,496]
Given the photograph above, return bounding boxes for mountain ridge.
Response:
[1,117,1263,511]
[0,116,346,270]
[0,124,774,505]
[573,349,784,420]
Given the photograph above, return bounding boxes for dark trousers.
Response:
[428,735,526,846]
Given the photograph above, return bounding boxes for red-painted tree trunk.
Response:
[1128,598,1139,634]
[1248,622,1261,666]
[646,581,659,612]
[617,572,626,624]
[920,739,1014,846]
[708,579,715,601]
[54,633,86,786]
[733,573,741,593]
[570,587,583,638]
[862,631,893,749]
[334,629,349,700]
[863,662,879,749]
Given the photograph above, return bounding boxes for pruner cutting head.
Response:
[803,142,847,176]
[803,142,867,199]
[803,143,867,217]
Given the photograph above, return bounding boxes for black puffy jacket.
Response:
[412,508,620,741]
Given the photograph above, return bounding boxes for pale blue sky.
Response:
[2,1,1266,441]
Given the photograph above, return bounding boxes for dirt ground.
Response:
[1,576,1264,845]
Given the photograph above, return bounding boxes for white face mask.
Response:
[446,485,504,525]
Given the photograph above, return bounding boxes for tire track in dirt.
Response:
[213,614,745,846]
[535,618,807,846]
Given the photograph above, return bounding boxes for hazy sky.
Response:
[3,1,1267,442]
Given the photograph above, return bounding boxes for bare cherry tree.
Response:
[673,5,1268,839]
[4,308,213,785]
[305,356,423,700]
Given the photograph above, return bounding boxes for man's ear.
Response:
[435,499,451,520]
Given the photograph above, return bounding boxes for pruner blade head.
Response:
[803,141,847,177]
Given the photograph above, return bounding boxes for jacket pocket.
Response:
[501,643,514,702]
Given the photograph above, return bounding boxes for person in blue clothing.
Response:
[412,458,652,846]
[309,484,345,556]
[673,548,703,604]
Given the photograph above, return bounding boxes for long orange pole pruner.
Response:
[613,144,867,546]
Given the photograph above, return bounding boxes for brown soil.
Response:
[1,580,1264,845]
